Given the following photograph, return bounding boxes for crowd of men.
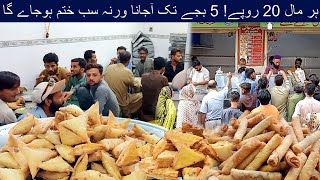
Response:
[1,49,319,130]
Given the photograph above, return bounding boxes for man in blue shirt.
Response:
[244,68,257,94]
[109,46,133,70]
[17,79,66,121]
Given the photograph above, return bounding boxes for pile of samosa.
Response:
[1,103,320,180]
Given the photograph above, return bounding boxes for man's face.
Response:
[239,61,246,68]
[0,85,20,102]
[48,91,64,113]
[117,49,126,57]
[88,53,97,64]
[86,68,102,86]
[194,65,202,71]
[172,52,183,63]
[295,61,302,69]
[273,59,281,68]
[251,72,256,80]
[71,62,83,76]
[44,62,58,75]
[139,50,148,61]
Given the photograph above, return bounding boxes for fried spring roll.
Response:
[267,135,293,167]
[230,169,282,180]
[233,118,248,143]
[299,152,320,180]
[221,138,261,174]
[239,131,275,147]
[238,110,250,120]
[230,118,239,129]
[267,123,286,136]
[259,161,288,172]
[284,153,307,180]
[292,117,304,142]
[237,142,266,170]
[286,126,298,145]
[292,131,320,153]
[311,140,320,153]
[245,134,283,170]
[247,113,265,128]
[285,149,300,168]
[243,116,273,140]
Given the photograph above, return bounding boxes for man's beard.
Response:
[49,102,63,114]
[273,65,280,69]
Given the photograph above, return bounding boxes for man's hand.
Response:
[49,75,59,82]
[226,72,232,79]
[110,57,117,64]
[193,82,198,86]
[65,72,71,84]
[36,75,45,84]
[16,97,25,105]
[287,70,293,76]
[62,92,73,102]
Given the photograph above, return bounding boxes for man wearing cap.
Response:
[264,55,285,74]
[17,79,66,121]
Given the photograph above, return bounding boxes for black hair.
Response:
[208,80,217,89]
[153,57,166,70]
[240,83,251,92]
[274,74,284,86]
[305,83,316,96]
[119,51,131,64]
[269,56,274,65]
[85,63,103,75]
[43,53,59,64]
[295,58,302,63]
[258,77,269,89]
[84,50,95,61]
[117,46,126,51]
[170,48,182,56]
[238,67,246,74]
[0,71,20,90]
[229,91,240,102]
[138,47,148,54]
[245,68,255,78]
[239,58,246,63]
[310,75,320,86]
[257,90,271,105]
[37,94,53,107]
[192,60,201,68]
[191,56,198,61]
[71,58,87,69]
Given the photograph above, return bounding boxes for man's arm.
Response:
[279,70,290,90]
[200,113,206,128]
[226,72,232,89]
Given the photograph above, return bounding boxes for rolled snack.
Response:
[245,134,283,170]
[221,138,261,174]
[247,113,265,128]
[285,149,300,168]
[303,145,312,156]
[292,131,320,153]
[259,161,288,172]
[237,142,266,170]
[267,123,287,136]
[284,153,308,180]
[221,124,229,132]
[234,118,248,143]
[292,117,304,141]
[238,110,250,120]
[311,140,320,153]
[299,152,320,180]
[216,174,235,180]
[207,136,236,144]
[267,135,293,167]
[230,118,239,129]
[311,169,320,180]
[280,117,289,126]
[243,116,273,140]
[230,169,282,180]
[302,127,311,135]
[224,128,237,137]
[239,131,275,147]
[245,111,261,120]
[286,126,298,145]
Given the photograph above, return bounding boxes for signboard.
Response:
[192,22,239,28]
[238,25,265,66]
[260,22,320,28]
